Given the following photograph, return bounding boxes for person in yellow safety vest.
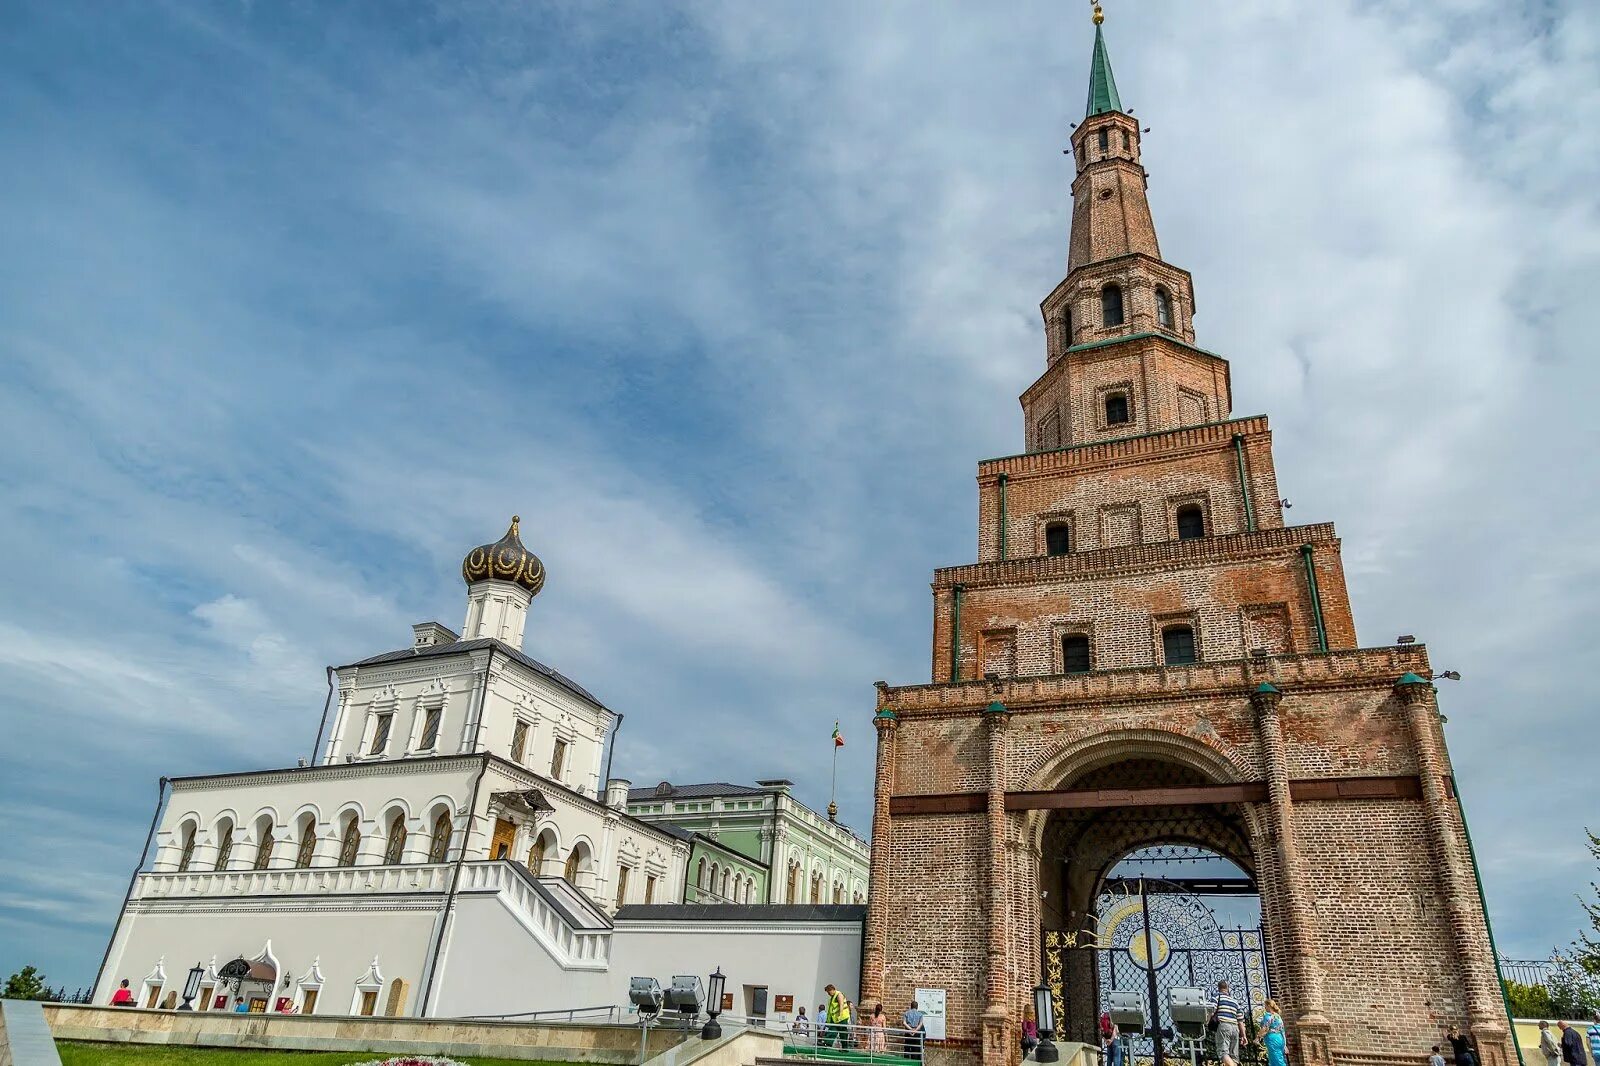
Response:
[824,984,851,1048]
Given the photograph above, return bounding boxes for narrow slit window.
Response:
[1156,287,1174,329]
[213,821,234,871]
[1177,504,1206,540]
[1101,284,1124,327]
[1162,625,1198,666]
[383,815,407,865]
[296,822,316,868]
[430,812,453,864]
[510,720,528,763]
[1097,128,1109,152]
[615,865,630,909]
[1046,523,1071,556]
[1062,635,1091,674]
[338,819,361,867]
[178,824,197,872]
[1105,393,1130,426]
[549,738,567,780]
[418,707,442,751]
[369,713,393,755]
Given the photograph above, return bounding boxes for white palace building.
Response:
[93,518,867,1022]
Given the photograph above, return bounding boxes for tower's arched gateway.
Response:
[859,11,1514,1066]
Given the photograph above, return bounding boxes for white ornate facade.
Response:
[94,518,864,1020]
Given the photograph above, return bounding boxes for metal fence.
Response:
[1499,958,1556,988]
[783,1018,925,1063]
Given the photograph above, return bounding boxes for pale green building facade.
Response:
[622,779,869,905]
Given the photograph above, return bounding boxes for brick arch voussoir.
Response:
[1019,724,1256,853]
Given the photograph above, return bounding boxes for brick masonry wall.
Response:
[871,669,1500,1066]
[979,427,1282,561]
[931,535,1356,683]
[1019,339,1233,451]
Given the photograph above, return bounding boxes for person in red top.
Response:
[110,979,134,1006]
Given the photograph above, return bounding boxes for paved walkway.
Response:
[0,1000,64,1066]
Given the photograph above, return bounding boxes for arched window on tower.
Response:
[1062,634,1091,674]
[697,858,708,890]
[1162,625,1198,666]
[252,815,275,870]
[1156,287,1174,330]
[213,818,234,871]
[1097,128,1109,153]
[430,811,454,864]
[338,815,361,867]
[1101,284,1124,327]
[1046,523,1071,556]
[177,823,197,872]
[383,813,407,865]
[295,818,317,868]
[1176,504,1206,540]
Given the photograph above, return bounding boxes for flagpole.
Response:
[828,720,839,822]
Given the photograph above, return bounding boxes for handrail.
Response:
[782,1019,927,1063]
[465,1004,624,1023]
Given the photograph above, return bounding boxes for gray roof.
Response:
[342,637,606,709]
[613,904,866,923]
[627,782,769,802]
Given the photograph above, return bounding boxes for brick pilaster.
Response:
[1396,680,1513,1066]
[1251,684,1332,1066]
[982,704,1013,1066]
[862,701,899,1005]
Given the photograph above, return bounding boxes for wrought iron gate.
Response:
[1042,877,1269,1066]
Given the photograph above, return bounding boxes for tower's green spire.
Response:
[1085,14,1123,118]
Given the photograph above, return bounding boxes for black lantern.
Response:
[179,964,205,1011]
[1032,984,1058,1063]
[701,967,726,1040]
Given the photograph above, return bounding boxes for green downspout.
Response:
[1452,771,1527,1066]
[1300,544,1328,652]
[1232,434,1256,532]
[997,474,1009,560]
[949,585,963,682]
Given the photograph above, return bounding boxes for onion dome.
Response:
[461,515,546,596]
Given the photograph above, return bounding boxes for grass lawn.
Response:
[57,1042,570,1066]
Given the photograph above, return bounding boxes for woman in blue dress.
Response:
[1256,999,1288,1066]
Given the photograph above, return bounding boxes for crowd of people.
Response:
[789,984,928,1060]
[786,981,1600,1066]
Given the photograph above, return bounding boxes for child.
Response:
[1431,1046,1446,1066]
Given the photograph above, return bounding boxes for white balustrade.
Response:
[133,862,611,971]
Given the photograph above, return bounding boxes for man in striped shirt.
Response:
[1211,981,1243,1066]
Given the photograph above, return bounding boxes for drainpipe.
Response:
[1300,545,1328,652]
[997,474,1009,560]
[419,751,493,1016]
[420,646,497,1016]
[94,776,170,1000]
[1232,435,1256,532]
[1451,772,1527,1066]
[603,710,624,803]
[948,585,964,683]
[310,666,335,766]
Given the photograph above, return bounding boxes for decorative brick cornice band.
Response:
[979,415,1269,480]
[932,522,1335,590]
[880,645,1425,718]
[889,774,1448,816]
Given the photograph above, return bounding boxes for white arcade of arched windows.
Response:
[167,800,515,873]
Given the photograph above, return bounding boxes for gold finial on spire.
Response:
[508,515,521,537]
[1091,1,1104,25]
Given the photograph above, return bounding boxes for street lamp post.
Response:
[702,968,726,1040]
[1032,984,1059,1063]
[179,964,205,1011]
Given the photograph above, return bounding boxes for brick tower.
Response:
[860,11,1515,1066]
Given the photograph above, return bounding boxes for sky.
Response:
[1,0,1597,991]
